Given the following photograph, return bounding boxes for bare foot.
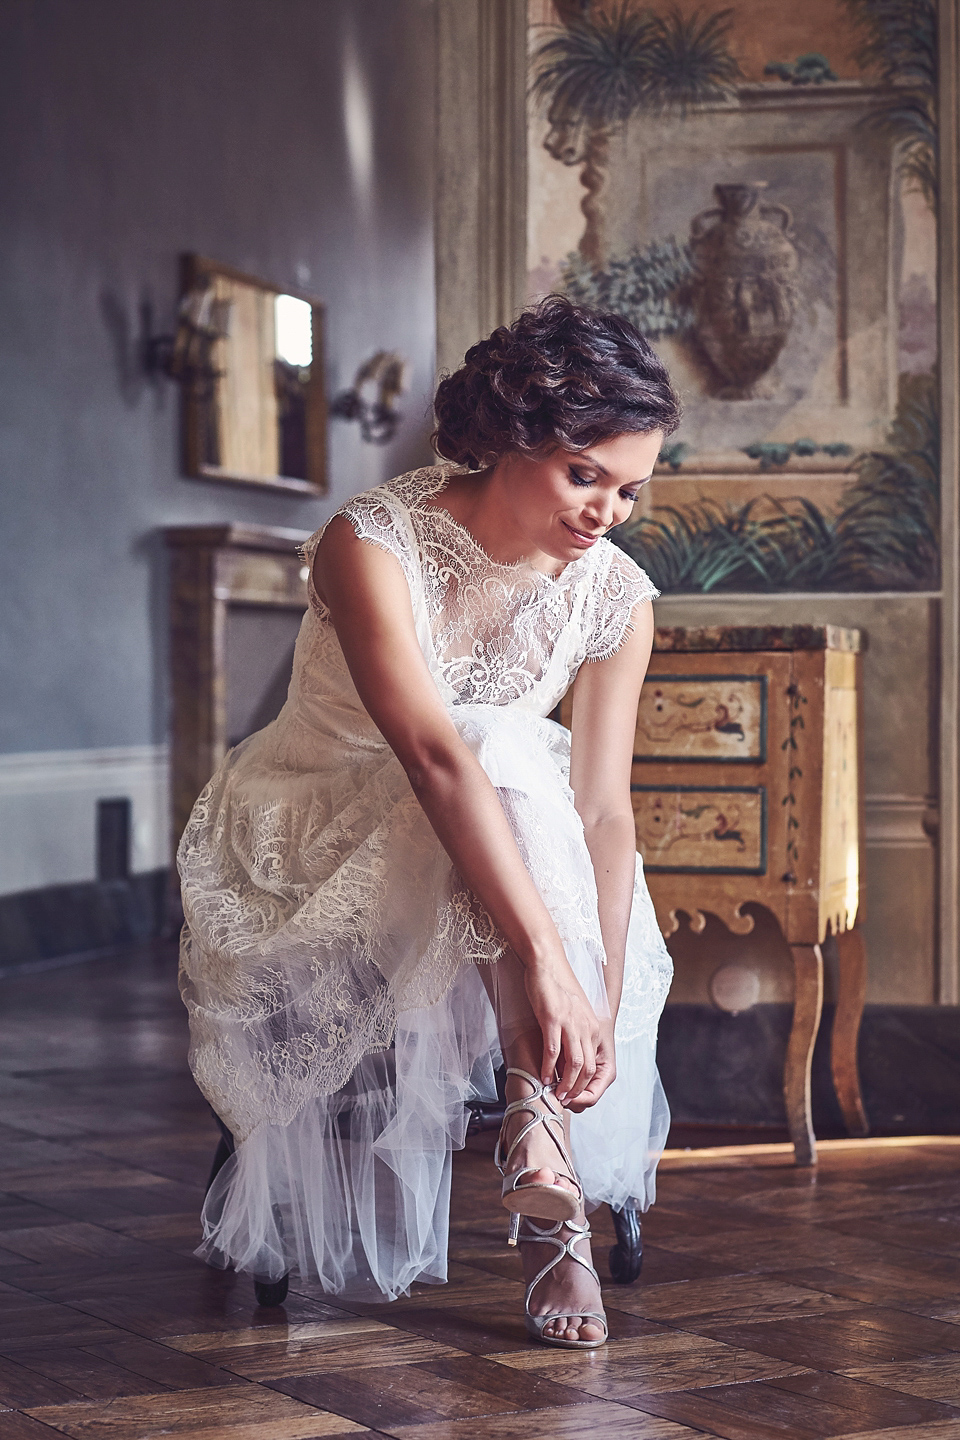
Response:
[499,1072,579,1200]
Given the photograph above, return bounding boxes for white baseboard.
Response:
[0,745,170,896]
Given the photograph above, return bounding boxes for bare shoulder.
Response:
[313,514,409,613]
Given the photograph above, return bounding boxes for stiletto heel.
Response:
[515,1215,608,1350]
[495,1067,582,1224]
[508,1211,521,1247]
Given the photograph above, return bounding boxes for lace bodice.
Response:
[301,466,658,719]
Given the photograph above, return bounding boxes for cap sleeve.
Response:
[584,544,659,662]
[299,485,419,613]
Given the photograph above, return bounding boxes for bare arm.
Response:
[314,517,601,1102]
[563,601,654,1109]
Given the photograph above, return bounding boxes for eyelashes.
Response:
[569,467,640,504]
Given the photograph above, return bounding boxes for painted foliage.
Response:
[528,0,939,592]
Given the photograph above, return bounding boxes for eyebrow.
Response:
[576,451,610,476]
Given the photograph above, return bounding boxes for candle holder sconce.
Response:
[331,351,409,445]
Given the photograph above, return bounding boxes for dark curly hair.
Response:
[432,294,681,470]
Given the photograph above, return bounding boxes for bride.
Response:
[178,294,679,1349]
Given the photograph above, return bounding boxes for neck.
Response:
[442,464,559,574]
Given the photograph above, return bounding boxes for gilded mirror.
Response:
[178,254,327,496]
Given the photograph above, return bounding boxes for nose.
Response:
[581,491,618,532]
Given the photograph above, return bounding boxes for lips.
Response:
[562,520,602,547]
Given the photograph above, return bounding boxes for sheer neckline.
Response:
[411,467,589,585]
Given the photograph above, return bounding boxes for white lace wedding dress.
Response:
[178,466,673,1300]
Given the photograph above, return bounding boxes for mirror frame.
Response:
[181,253,328,497]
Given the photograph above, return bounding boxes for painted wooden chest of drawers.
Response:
[566,623,869,1164]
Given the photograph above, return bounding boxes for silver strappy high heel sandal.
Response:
[515,1214,608,1349]
[495,1067,582,1224]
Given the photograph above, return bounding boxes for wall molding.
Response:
[435,0,528,379]
[0,745,170,896]
[0,745,168,795]
[939,0,960,1003]
[864,793,939,850]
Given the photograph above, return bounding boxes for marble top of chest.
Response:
[653,624,862,654]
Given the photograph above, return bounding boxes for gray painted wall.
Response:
[0,0,437,755]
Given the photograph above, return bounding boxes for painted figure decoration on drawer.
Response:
[637,675,766,761]
[632,785,766,872]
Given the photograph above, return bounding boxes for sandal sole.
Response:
[502,1185,580,1222]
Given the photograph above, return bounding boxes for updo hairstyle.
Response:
[432,294,681,470]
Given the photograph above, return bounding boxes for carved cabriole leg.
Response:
[832,925,870,1136]
[786,943,824,1166]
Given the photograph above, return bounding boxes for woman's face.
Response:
[498,430,664,567]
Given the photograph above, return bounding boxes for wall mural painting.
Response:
[528,0,939,593]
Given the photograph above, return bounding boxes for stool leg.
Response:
[786,943,824,1167]
[832,925,869,1136]
[608,1205,643,1284]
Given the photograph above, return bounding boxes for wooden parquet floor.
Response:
[1,944,960,1439]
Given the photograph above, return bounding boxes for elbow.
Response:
[578,806,637,838]
[400,739,468,799]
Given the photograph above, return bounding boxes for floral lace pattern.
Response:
[326,467,659,712]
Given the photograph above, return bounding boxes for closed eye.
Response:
[569,467,649,502]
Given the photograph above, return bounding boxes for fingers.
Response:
[556,1026,598,1104]
[541,1024,562,1086]
[565,1062,616,1112]
[555,1042,584,1104]
[564,1045,616,1113]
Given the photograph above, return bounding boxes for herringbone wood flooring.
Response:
[1,944,959,1439]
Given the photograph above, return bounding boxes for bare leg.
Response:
[479,959,605,1344]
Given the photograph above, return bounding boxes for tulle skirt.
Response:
[180,704,673,1300]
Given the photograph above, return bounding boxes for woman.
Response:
[178,295,678,1350]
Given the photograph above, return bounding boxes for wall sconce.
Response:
[331,351,408,444]
[145,279,232,399]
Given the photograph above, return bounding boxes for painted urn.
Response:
[688,182,799,400]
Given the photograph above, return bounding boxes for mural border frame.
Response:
[434,0,528,377]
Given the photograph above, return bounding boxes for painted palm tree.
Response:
[844,0,937,206]
[531,2,742,264]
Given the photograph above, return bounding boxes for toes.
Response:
[537,1313,603,1343]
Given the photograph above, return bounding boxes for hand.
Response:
[523,955,601,1105]
[563,1015,616,1113]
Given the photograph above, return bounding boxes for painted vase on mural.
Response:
[688,182,799,400]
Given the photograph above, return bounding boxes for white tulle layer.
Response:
[187,706,673,1299]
